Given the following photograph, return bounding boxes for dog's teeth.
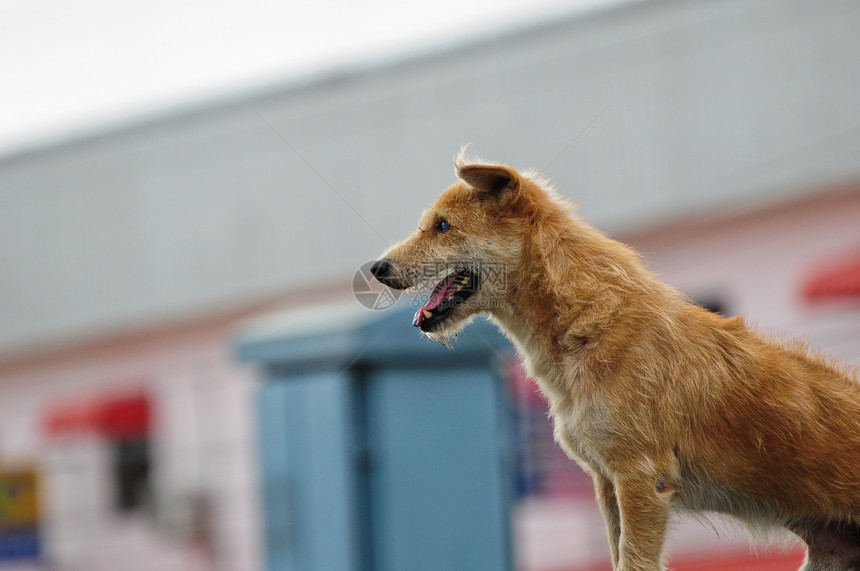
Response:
[461,276,470,285]
[423,310,433,318]
[455,285,463,292]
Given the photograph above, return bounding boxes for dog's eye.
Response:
[434,219,451,233]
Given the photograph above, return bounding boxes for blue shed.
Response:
[235,301,515,571]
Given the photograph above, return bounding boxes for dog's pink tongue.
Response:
[413,274,460,327]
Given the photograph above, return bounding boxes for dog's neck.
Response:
[489,211,668,398]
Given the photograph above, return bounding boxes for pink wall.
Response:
[0,320,264,571]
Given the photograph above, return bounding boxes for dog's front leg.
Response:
[594,472,621,567]
[614,468,671,571]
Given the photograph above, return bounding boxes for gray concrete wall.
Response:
[1,0,859,356]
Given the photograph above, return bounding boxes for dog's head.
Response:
[371,152,539,342]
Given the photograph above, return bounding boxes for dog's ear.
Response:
[457,164,524,214]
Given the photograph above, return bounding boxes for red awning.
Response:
[803,251,860,302]
[43,392,152,440]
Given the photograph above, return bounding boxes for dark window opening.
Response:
[693,295,730,316]
[112,438,151,512]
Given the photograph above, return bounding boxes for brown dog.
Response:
[370,151,860,571]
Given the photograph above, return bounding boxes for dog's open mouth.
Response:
[412,269,479,332]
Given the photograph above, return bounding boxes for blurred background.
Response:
[1,0,859,569]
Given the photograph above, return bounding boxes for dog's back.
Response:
[652,306,860,519]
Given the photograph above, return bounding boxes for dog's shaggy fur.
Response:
[371,153,860,571]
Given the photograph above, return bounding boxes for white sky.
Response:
[0,0,623,156]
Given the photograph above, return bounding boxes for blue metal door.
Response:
[257,373,358,571]
[367,368,511,571]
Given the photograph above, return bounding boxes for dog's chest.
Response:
[553,395,613,464]
[538,380,615,474]
[509,326,616,470]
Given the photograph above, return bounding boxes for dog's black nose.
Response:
[370,259,390,279]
